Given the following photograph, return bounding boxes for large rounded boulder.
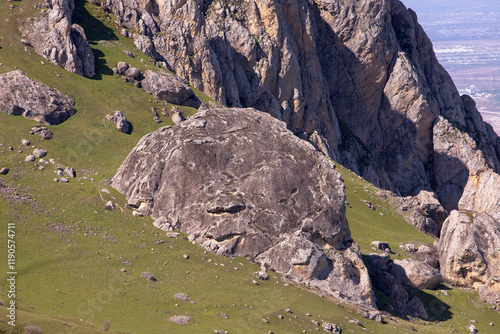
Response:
[111,107,375,308]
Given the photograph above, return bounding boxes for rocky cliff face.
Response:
[20,0,95,77]
[111,107,376,308]
[108,0,500,211]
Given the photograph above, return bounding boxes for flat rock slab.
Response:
[0,71,75,125]
[169,316,192,325]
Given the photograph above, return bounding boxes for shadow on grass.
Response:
[363,254,453,322]
[72,0,117,80]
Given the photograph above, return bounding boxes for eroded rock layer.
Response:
[111,107,375,308]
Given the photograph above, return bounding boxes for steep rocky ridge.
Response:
[107,0,500,211]
[111,107,376,308]
[20,0,95,77]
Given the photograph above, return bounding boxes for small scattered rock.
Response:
[285,308,292,313]
[39,159,49,165]
[53,178,59,182]
[467,324,478,334]
[21,139,30,146]
[106,111,130,133]
[141,272,157,282]
[183,254,189,259]
[0,167,9,175]
[65,167,76,178]
[173,293,190,301]
[166,232,180,238]
[31,125,53,139]
[32,148,47,158]
[25,155,35,162]
[440,290,450,296]
[104,201,115,211]
[116,62,129,75]
[371,241,391,252]
[218,312,229,319]
[278,314,284,319]
[262,319,269,324]
[60,178,69,183]
[123,50,134,57]
[171,111,185,125]
[322,322,341,333]
[169,315,192,325]
[252,280,259,285]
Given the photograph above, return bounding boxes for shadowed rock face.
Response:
[20,0,95,78]
[108,0,500,211]
[0,71,75,125]
[111,107,375,308]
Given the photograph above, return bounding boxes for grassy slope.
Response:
[0,1,499,333]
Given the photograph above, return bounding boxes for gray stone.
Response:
[33,148,47,158]
[173,293,190,301]
[106,111,130,133]
[392,259,442,290]
[21,139,30,146]
[117,62,129,75]
[0,167,9,175]
[141,70,197,106]
[0,71,75,125]
[64,167,75,178]
[25,155,35,162]
[171,111,185,125]
[104,201,115,211]
[123,67,141,79]
[111,107,375,308]
[169,315,192,325]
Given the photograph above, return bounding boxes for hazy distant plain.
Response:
[403,0,500,134]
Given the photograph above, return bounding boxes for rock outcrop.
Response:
[0,70,75,125]
[20,0,95,77]
[111,107,375,308]
[366,253,434,319]
[439,210,500,304]
[108,0,500,209]
[459,169,500,222]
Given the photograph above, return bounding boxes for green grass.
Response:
[0,1,500,333]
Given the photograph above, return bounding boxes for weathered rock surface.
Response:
[106,111,130,134]
[141,70,199,107]
[20,0,95,77]
[392,258,442,290]
[107,0,500,208]
[396,190,449,237]
[439,210,500,302]
[111,107,375,308]
[459,169,500,222]
[0,71,75,125]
